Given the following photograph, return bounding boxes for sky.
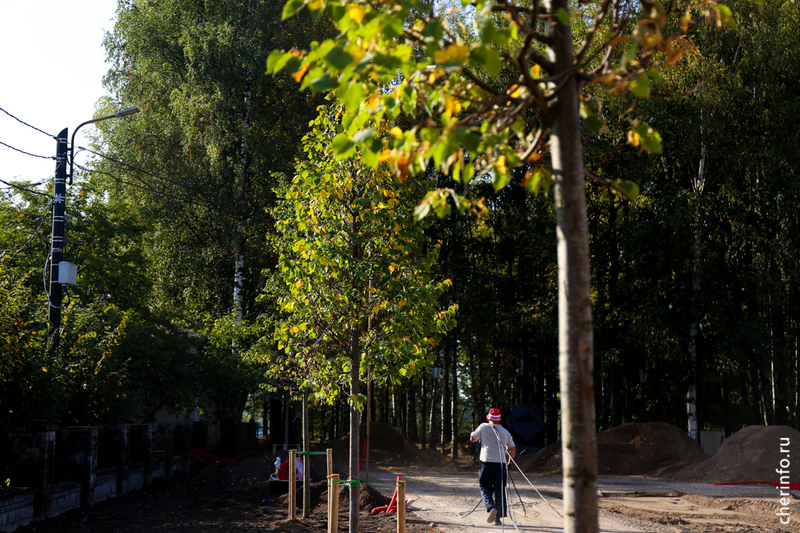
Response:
[0,1,119,184]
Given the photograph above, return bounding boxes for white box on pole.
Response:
[58,261,78,285]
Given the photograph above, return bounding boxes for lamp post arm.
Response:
[68,107,139,184]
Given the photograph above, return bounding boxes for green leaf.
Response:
[414,201,432,221]
[352,128,376,143]
[469,47,501,77]
[631,123,663,154]
[282,0,305,21]
[325,45,353,70]
[493,167,510,192]
[342,83,366,112]
[556,8,571,26]
[361,148,379,168]
[266,49,285,73]
[307,74,339,92]
[615,180,640,200]
[583,115,604,133]
[630,72,651,98]
[715,4,736,28]
[271,51,301,74]
[331,132,356,159]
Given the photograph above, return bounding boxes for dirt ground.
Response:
[14,422,800,533]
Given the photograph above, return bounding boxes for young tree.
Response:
[267,105,456,532]
[268,1,731,530]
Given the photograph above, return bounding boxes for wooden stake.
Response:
[288,450,296,520]
[397,479,406,533]
[327,448,333,478]
[328,474,340,533]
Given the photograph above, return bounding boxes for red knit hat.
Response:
[486,408,501,423]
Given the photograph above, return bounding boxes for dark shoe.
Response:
[487,508,498,523]
[493,519,502,525]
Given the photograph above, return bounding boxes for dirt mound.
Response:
[272,480,393,513]
[519,422,707,476]
[319,421,466,473]
[668,425,800,483]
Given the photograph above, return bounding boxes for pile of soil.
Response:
[517,422,707,476]
[324,421,466,473]
[668,425,800,483]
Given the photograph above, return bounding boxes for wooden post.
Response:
[326,448,333,478]
[303,391,310,518]
[288,450,296,520]
[328,474,340,533]
[397,479,406,533]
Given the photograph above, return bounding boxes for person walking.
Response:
[470,408,516,525]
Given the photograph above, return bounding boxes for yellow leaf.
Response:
[295,279,303,288]
[628,130,641,148]
[681,12,691,32]
[427,338,436,347]
[368,94,380,113]
[41,366,48,372]
[349,5,366,24]
[398,300,406,307]
[390,127,403,139]
[591,73,616,84]
[444,95,462,115]
[435,43,469,63]
[293,62,310,83]
[496,155,507,174]
[378,149,393,163]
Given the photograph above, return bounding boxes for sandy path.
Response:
[366,469,796,533]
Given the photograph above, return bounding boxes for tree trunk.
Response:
[302,389,311,518]
[687,203,701,441]
[547,1,598,531]
[451,338,459,459]
[348,326,361,533]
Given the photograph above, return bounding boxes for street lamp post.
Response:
[430,362,442,450]
[49,107,140,350]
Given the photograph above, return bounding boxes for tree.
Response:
[99,0,337,437]
[269,0,730,530]
[266,104,456,532]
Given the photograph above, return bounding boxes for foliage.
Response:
[262,104,457,404]
[267,0,729,209]
[100,0,335,321]
[0,262,58,424]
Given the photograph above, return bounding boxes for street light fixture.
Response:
[431,362,442,450]
[49,107,140,350]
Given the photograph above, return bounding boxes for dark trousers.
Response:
[479,461,508,517]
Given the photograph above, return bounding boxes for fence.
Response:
[0,420,251,532]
